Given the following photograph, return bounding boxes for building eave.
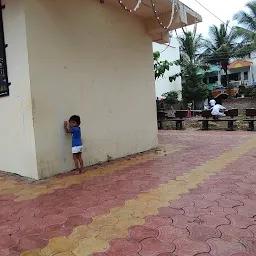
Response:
[104,0,202,44]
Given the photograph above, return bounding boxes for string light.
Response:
[151,0,177,30]
[118,0,142,12]
[118,0,178,31]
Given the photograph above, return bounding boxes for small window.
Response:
[0,2,10,97]
[229,73,240,81]
[244,71,248,80]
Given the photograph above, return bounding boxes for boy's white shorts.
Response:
[72,146,83,154]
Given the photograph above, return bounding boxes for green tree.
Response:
[178,31,204,64]
[161,91,179,107]
[233,1,256,47]
[177,31,208,103]
[203,21,253,87]
[153,51,180,80]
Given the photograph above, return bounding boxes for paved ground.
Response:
[1,130,256,256]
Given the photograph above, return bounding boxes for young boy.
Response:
[64,115,84,173]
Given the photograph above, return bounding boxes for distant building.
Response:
[153,38,182,100]
[200,58,256,99]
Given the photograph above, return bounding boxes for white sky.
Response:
[179,0,248,38]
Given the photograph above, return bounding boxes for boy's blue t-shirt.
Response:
[70,127,82,147]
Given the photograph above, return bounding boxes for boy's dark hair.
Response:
[69,115,81,125]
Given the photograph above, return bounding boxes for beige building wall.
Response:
[24,0,158,178]
[0,0,38,179]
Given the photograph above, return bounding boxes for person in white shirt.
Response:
[209,99,216,108]
[211,104,226,118]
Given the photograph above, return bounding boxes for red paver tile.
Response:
[182,205,209,217]
[156,253,175,256]
[207,238,246,256]
[239,237,256,255]
[231,253,254,256]
[216,199,243,208]
[0,235,19,249]
[173,238,210,256]
[197,214,230,228]
[105,239,141,256]
[201,193,225,202]
[158,207,184,217]
[38,214,68,228]
[144,216,173,229]
[247,225,256,237]
[187,223,221,242]
[39,224,72,240]
[127,226,159,243]
[171,215,197,229]
[169,199,194,209]
[226,215,256,228]
[12,225,44,240]
[139,238,175,256]
[217,225,253,242]
[193,199,218,209]
[157,226,189,242]
[9,236,48,253]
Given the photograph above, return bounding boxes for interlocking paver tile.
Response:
[139,238,175,256]
[126,226,159,243]
[157,225,189,242]
[197,214,230,228]
[207,238,246,256]
[187,223,221,241]
[239,237,256,255]
[218,225,253,242]
[226,214,256,228]
[104,239,141,256]
[173,238,210,256]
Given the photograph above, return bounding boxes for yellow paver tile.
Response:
[20,250,41,256]
[72,238,109,256]
[69,226,100,240]
[96,226,128,240]
[40,237,78,256]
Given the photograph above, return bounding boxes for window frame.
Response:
[0,2,10,97]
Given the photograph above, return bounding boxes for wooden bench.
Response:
[243,109,256,131]
[157,110,187,130]
[198,109,238,131]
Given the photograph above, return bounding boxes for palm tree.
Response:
[177,31,208,103]
[203,21,252,87]
[233,0,256,46]
[178,31,204,64]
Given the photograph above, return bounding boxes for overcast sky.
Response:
[179,0,249,38]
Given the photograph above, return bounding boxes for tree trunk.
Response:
[225,69,229,87]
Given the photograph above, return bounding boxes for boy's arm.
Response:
[64,121,73,134]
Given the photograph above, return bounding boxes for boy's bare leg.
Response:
[77,153,84,173]
[73,154,79,172]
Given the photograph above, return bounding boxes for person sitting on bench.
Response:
[211,103,226,119]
